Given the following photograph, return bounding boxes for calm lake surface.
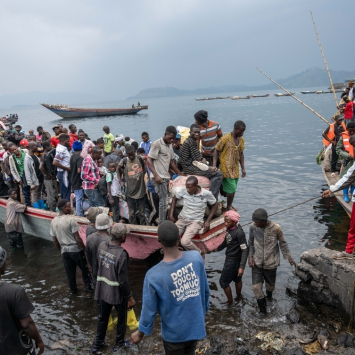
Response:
[0,87,349,353]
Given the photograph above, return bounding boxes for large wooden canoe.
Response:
[322,167,352,217]
[41,103,148,119]
[0,198,225,260]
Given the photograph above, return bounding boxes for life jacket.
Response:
[340,131,354,157]
[323,122,346,147]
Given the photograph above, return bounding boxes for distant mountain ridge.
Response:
[131,68,355,99]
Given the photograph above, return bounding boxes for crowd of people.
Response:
[0,110,297,355]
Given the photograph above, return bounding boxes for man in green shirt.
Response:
[102,125,115,156]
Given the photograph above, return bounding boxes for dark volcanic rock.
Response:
[337,333,355,347]
[210,336,224,347]
[282,348,307,355]
[286,307,300,324]
[235,345,248,355]
[318,329,330,338]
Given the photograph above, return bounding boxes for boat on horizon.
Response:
[251,94,270,98]
[274,93,295,97]
[315,91,332,94]
[231,96,251,100]
[301,90,316,94]
[41,103,148,119]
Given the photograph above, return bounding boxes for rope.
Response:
[240,196,320,227]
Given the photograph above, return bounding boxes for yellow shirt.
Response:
[215,133,245,179]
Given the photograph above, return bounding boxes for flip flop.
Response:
[332,252,353,260]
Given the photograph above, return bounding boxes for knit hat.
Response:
[194,110,208,123]
[95,213,113,230]
[224,210,240,223]
[72,140,83,151]
[111,223,130,239]
[85,207,109,223]
[19,139,28,147]
[252,208,268,222]
[0,246,7,268]
[334,114,343,121]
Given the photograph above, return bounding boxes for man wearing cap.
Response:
[19,139,29,149]
[86,213,112,286]
[92,223,135,353]
[14,125,25,146]
[0,246,44,355]
[70,140,84,216]
[51,125,61,148]
[248,208,296,316]
[194,110,223,166]
[115,135,128,156]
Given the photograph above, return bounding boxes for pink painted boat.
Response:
[0,188,226,260]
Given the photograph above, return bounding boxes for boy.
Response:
[103,126,115,156]
[107,162,121,222]
[70,141,84,217]
[215,211,248,303]
[140,131,152,154]
[5,188,27,249]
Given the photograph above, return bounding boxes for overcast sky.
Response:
[0,0,352,99]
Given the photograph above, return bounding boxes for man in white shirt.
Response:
[169,176,217,257]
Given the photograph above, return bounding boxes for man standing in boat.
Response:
[147,126,185,224]
[323,135,355,259]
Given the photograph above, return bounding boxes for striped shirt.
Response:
[179,137,208,176]
[198,120,223,156]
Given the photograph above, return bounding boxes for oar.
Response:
[310,11,339,108]
[256,67,331,126]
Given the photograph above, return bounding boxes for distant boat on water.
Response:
[274,93,295,97]
[300,90,316,94]
[251,94,270,98]
[41,103,148,119]
[315,91,332,94]
[231,96,251,100]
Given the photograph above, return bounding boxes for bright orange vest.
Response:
[340,131,354,157]
[323,122,346,147]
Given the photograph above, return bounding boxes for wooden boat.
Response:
[0,115,18,125]
[315,91,332,94]
[300,91,316,94]
[41,103,148,119]
[231,96,250,100]
[251,94,270,98]
[322,167,352,217]
[274,93,295,97]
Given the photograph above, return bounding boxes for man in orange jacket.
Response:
[322,114,346,176]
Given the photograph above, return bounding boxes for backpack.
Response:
[98,171,113,196]
[44,148,57,179]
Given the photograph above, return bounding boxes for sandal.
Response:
[332,251,353,260]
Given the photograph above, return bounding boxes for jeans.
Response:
[148,191,159,225]
[151,178,170,224]
[93,300,127,348]
[44,179,58,211]
[251,266,277,300]
[31,182,43,204]
[21,176,31,206]
[84,188,105,207]
[111,195,121,222]
[126,195,146,225]
[61,250,91,292]
[7,232,24,249]
[204,170,223,201]
[57,171,71,200]
[74,189,84,217]
[163,340,198,355]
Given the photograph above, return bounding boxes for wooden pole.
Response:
[310,11,339,107]
[257,68,331,125]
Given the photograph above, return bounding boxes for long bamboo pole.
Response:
[310,11,339,107]
[257,68,331,125]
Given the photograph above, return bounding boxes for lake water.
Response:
[0,86,349,353]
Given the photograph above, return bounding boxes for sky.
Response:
[0,0,353,99]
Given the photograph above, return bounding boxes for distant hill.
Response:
[131,68,355,99]
[0,91,106,111]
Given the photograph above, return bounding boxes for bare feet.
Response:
[235,294,243,302]
[226,205,238,212]
[221,300,233,304]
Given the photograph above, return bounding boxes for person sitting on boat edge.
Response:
[4,188,27,249]
[323,135,355,260]
[335,121,355,202]
[213,210,248,304]
[179,124,223,201]
[322,114,346,178]
[169,175,217,259]
[248,208,296,316]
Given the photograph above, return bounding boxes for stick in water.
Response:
[310,11,339,108]
[256,67,331,126]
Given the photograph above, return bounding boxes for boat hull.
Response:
[41,104,148,119]
[0,198,225,259]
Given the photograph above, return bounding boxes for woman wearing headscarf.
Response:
[214,210,248,304]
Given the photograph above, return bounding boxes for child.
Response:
[97,157,108,176]
[214,210,248,303]
[5,188,27,249]
[106,162,121,222]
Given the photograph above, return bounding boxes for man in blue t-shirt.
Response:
[131,221,209,355]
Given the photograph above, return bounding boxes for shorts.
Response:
[219,257,242,289]
[251,266,277,286]
[222,178,239,194]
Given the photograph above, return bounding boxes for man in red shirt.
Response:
[50,125,61,148]
[69,124,78,144]
[344,97,354,127]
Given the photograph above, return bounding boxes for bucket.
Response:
[33,202,40,209]
[38,200,44,209]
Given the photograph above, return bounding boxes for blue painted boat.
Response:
[41,103,148,119]
[300,91,316,94]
